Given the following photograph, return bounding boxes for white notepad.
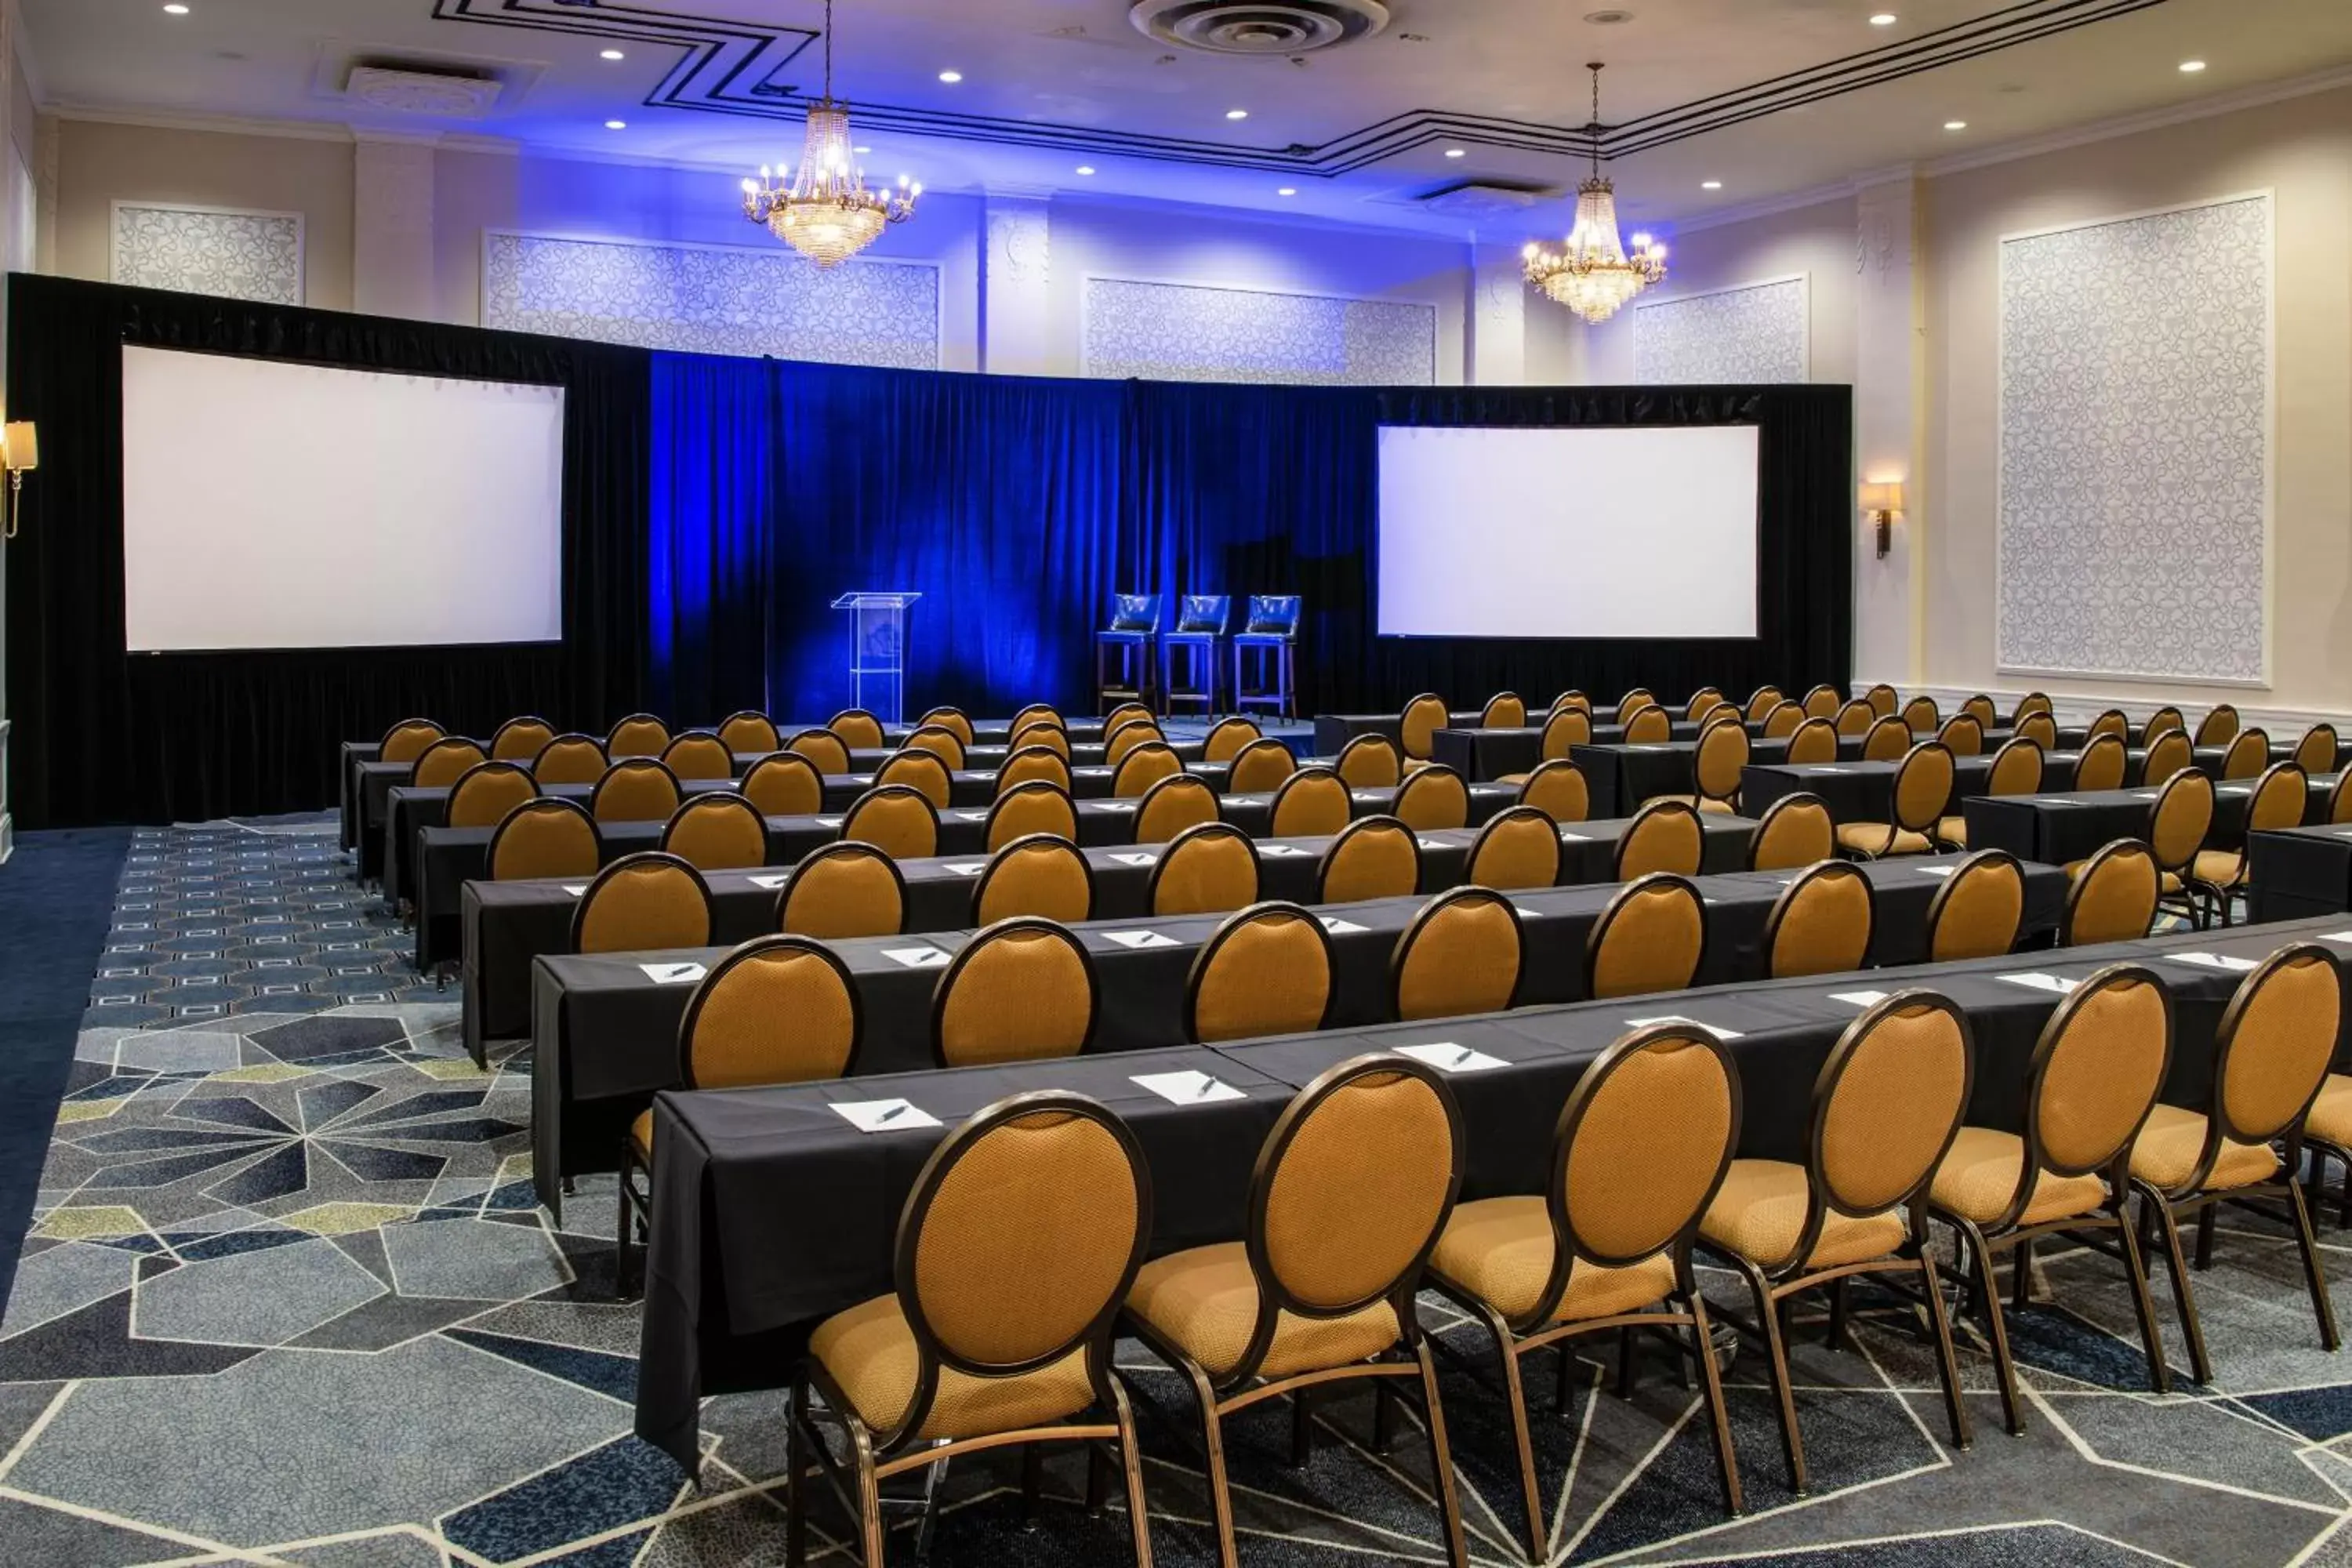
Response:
[1917,865,1956,878]
[956,811,991,822]
[2325,933,2352,946]
[815,817,843,827]
[1558,829,1592,842]
[1102,929,1178,949]
[1624,1014,1744,1040]
[1319,916,1368,935]
[746,873,789,891]
[1829,990,1889,1007]
[1260,844,1307,858]
[833,1098,942,1133]
[2169,952,2258,972]
[942,863,987,877]
[1417,838,1450,850]
[1097,802,1136,813]
[1132,1070,1246,1105]
[561,884,588,897]
[1109,851,1159,867]
[639,962,707,985]
[1999,972,2079,995]
[883,946,952,968]
[1395,1041,1506,1073]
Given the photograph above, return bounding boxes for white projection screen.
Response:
[1376,425,1762,639]
[122,347,566,652]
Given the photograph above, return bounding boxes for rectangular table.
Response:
[532,852,2063,1221]
[1312,712,1481,753]
[1570,739,1802,816]
[1965,775,2342,867]
[634,913,2352,1468]
[1740,755,2012,826]
[2250,824,2352,922]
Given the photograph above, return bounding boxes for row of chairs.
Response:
[757,941,2343,1567]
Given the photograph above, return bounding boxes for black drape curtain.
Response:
[5,274,652,828]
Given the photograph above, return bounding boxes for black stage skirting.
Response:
[2249,825,2352,922]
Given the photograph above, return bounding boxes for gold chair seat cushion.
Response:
[1699,1159,1907,1270]
[1835,823,1934,856]
[2307,1075,2352,1145]
[2190,849,2246,887]
[1927,1127,2107,1228]
[630,1109,654,1159]
[1496,771,1530,786]
[2128,1103,2278,1192]
[1127,1242,1400,1380]
[1936,816,1967,847]
[810,1294,1096,1441]
[1429,1197,1677,1325]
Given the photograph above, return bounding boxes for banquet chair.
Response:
[2147,768,2216,927]
[1269,766,1351,837]
[1231,593,1304,720]
[900,724,967,771]
[1400,692,1450,765]
[1229,736,1298,795]
[1483,691,1529,728]
[1336,734,1403,789]
[1392,887,1523,1021]
[985,780,1079,851]
[1184,900,1334,1043]
[2010,691,2054,727]
[932,919,1098,1067]
[1148,822,1260,916]
[1466,805,1560,892]
[1161,594,1232,715]
[660,793,769,873]
[2221,728,2272,781]
[2194,702,2241,747]
[1615,799,1704,880]
[1427,1025,1744,1559]
[1800,684,1842,720]
[997,745,1072,795]
[1960,694,1999,729]
[532,734,608,786]
[2296,723,2339,775]
[1011,723,1072,760]
[1745,685,1785,723]
[607,713,671,758]
[1122,1055,1470,1568]
[1864,683,1899,717]
[1550,690,1594,718]
[2074,733,2129,793]
[777,841,906,939]
[1659,720,1748,814]
[1499,706,1592,782]
[1111,740,1182,798]
[1201,716,1261,764]
[1105,700,1155,737]
[488,797,598,882]
[1624,706,1673,744]
[1748,792,1834,871]
[412,736,487,790]
[1683,687,1726,722]
[974,834,1094,926]
[2187,761,2306,927]
[916,706,975,748]
[1695,699,1740,729]
[828,710,886,750]
[2087,709,2129,744]
[2129,946,2343,1385]
[1861,716,1911,763]
[1785,717,1838,765]
[379,717,445,767]
[742,753,824,818]
[1760,701,1804,740]
[1833,700,1875,739]
[446,761,536,831]
[1936,713,1984,758]
[1586,873,1706,1000]
[793,1092,1154,1568]
[717,710,781,755]
[1924,850,2026,961]
[570,851,712,955]
[1762,860,1875,980]
[1902,695,1940,735]
[1515,759,1589,824]
[490,716,556,762]
[590,758,683,825]
[2015,713,2058,750]
[1393,764,1470,831]
[1836,742,1954,860]
[786,728,852,776]
[2060,839,2160,946]
[619,935,862,1299]
[661,731,735,782]
[1615,688,1657,726]
[875,749,953,809]
[1135,772,1220,844]
[2332,770,2352,826]
[1106,720,1167,770]
[1927,964,2174,1432]
[2142,729,2194,788]
[1096,593,1163,709]
[1011,702,1061,737]
[1317,815,1421,904]
[841,784,940,861]
[2142,706,2187,745]
[1697,991,1975,1493]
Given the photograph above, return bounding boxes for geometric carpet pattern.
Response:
[2,818,2352,1564]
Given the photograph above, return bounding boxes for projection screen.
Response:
[122,347,566,652]
[1376,424,1761,639]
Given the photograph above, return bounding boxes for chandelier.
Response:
[739,0,918,267]
[1523,64,1666,324]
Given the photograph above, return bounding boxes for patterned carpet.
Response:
[3,815,2352,1565]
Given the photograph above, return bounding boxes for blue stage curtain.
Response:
[648,352,775,724]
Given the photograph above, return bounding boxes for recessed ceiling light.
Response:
[2179,59,2206,72]
[938,69,963,83]
[854,145,871,154]
[1225,108,1249,120]
[601,49,625,60]
[1277,186,1298,196]
[1701,179,1722,189]
[1868,12,1896,24]
[1076,165,1095,175]
[163,3,190,12]
[1944,119,1966,130]
[604,119,627,130]
[1444,147,1466,158]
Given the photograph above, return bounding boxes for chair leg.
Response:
[2141,1185,2213,1385]
[1371,1381,1397,1453]
[1955,1218,2024,1437]
[2194,1202,2217,1271]
[1737,1261,1808,1494]
[614,1144,636,1301]
[1289,1390,1314,1468]
[1616,1325,1639,1399]
[1478,1305,1546,1563]
[1412,1341,1472,1568]
[2286,1179,2342,1352]
[786,1371,809,1566]
[1917,1247,1976,1452]
[853,1424,888,1568]
[1108,1378,1156,1568]
[1826,1276,1850,1353]
[2113,1207,2174,1396]
[2013,1236,2034,1310]
[1184,1361,1240,1568]
[1686,1291,1746,1517]
[1021,1443,1044,1520]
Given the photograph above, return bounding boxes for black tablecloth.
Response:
[635,913,2352,1466]
[2250,826,2352,922]
[1740,756,2012,825]
[1569,739,1795,817]
[1964,775,2342,866]
[1312,712,1482,752]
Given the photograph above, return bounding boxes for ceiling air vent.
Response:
[343,63,505,118]
[1129,0,1389,55]
[1410,180,1552,222]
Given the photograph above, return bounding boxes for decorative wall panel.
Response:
[111,202,303,306]
[1997,194,2269,683]
[1632,276,1808,384]
[481,232,940,368]
[1081,277,1435,385]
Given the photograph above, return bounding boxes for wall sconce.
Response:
[1859,479,1903,560]
[2,420,37,540]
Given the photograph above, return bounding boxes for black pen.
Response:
[878,1102,907,1123]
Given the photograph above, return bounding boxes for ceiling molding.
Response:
[45,102,364,143]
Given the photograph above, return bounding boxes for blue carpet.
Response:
[0,826,131,1308]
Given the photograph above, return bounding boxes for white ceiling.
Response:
[23,0,2352,238]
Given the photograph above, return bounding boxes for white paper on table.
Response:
[1917,865,1956,878]
[1131,1070,1247,1105]
[2169,952,2259,972]
[561,884,588,896]
[1829,990,1889,1007]
[1809,766,1851,774]
[957,811,991,822]
[1102,929,1178,949]
[883,946,952,969]
[815,817,844,827]
[1624,1014,1744,1040]
[1074,767,1112,777]
[746,873,789,891]
[640,962,707,985]
[1558,829,1592,842]
[1259,844,1307,858]
[833,1098,942,1132]
[1394,1040,1507,1073]
[845,775,873,786]
[1351,790,1385,804]
[1319,916,1367,935]
[2325,932,2352,946]
[2131,791,2161,800]
[2336,829,2352,839]
[942,863,987,877]
[1417,838,1450,850]
[1109,851,1159,867]
[1096,802,1136,813]
[1999,972,2079,995]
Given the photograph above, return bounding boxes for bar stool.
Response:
[1232,593,1303,720]
[1094,593,1162,711]
[1157,594,1229,717]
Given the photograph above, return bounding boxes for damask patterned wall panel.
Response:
[1997,194,2269,683]
[1632,276,1809,384]
[111,202,303,306]
[1080,276,1436,385]
[482,232,940,368]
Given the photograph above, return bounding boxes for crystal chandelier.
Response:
[739,0,919,267]
[1523,64,1667,324]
